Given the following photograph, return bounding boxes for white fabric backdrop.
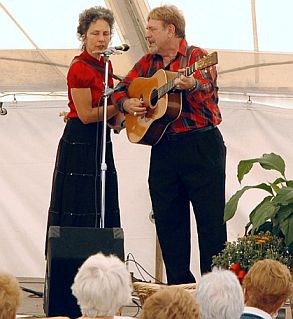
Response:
[0,99,293,280]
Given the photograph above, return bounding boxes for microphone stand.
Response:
[99,48,119,228]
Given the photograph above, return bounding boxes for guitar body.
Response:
[125,69,182,145]
[124,52,218,145]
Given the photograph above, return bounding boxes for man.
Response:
[241,259,292,319]
[112,5,227,284]
[195,268,244,319]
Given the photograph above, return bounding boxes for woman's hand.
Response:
[71,88,119,124]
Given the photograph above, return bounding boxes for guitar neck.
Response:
[158,51,218,98]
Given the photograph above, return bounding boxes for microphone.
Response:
[93,44,130,55]
[111,44,130,52]
[101,44,130,55]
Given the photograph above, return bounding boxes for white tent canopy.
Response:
[0,0,293,279]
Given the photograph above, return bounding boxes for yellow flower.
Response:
[212,231,292,272]
[255,239,266,244]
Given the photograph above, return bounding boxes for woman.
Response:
[46,6,121,242]
[0,272,22,319]
[241,259,292,319]
[71,253,133,319]
[140,286,199,319]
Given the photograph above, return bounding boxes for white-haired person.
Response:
[195,268,244,319]
[0,271,22,319]
[241,259,292,319]
[71,252,133,319]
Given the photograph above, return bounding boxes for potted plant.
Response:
[223,153,293,253]
[212,231,292,282]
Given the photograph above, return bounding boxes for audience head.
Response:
[0,272,22,319]
[195,268,244,319]
[242,259,292,315]
[140,286,199,319]
[71,252,132,317]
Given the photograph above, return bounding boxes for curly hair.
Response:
[0,272,22,319]
[71,253,132,317]
[243,259,293,314]
[140,286,199,319]
[77,6,115,42]
[147,5,185,38]
[195,268,244,319]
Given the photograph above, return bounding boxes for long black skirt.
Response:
[46,118,121,247]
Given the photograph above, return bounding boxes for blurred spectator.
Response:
[140,286,199,319]
[71,253,133,319]
[241,259,292,319]
[195,268,244,319]
[0,272,22,319]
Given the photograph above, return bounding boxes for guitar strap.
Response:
[72,57,123,81]
[179,45,198,69]
[180,46,215,81]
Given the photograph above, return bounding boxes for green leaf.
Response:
[279,215,293,247]
[286,180,293,187]
[249,196,273,221]
[270,177,287,193]
[224,188,248,222]
[237,153,286,183]
[250,201,277,231]
[273,206,293,223]
[225,153,293,254]
[273,177,287,184]
[272,187,293,205]
[224,183,274,223]
[237,159,258,183]
[259,153,285,176]
[248,183,274,195]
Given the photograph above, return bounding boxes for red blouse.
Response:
[67,50,114,118]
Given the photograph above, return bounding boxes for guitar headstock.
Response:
[197,52,218,70]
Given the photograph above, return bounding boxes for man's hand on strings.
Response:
[123,98,147,117]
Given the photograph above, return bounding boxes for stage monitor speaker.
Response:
[44,226,124,318]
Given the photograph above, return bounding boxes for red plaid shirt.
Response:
[111,38,222,133]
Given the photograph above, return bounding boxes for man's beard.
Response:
[148,43,158,54]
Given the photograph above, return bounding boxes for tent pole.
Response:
[251,0,260,84]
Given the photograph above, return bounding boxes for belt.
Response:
[164,125,216,141]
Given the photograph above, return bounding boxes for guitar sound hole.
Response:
[150,90,158,108]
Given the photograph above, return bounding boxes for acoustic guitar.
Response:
[125,52,218,145]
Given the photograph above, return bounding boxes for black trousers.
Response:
[148,127,227,284]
